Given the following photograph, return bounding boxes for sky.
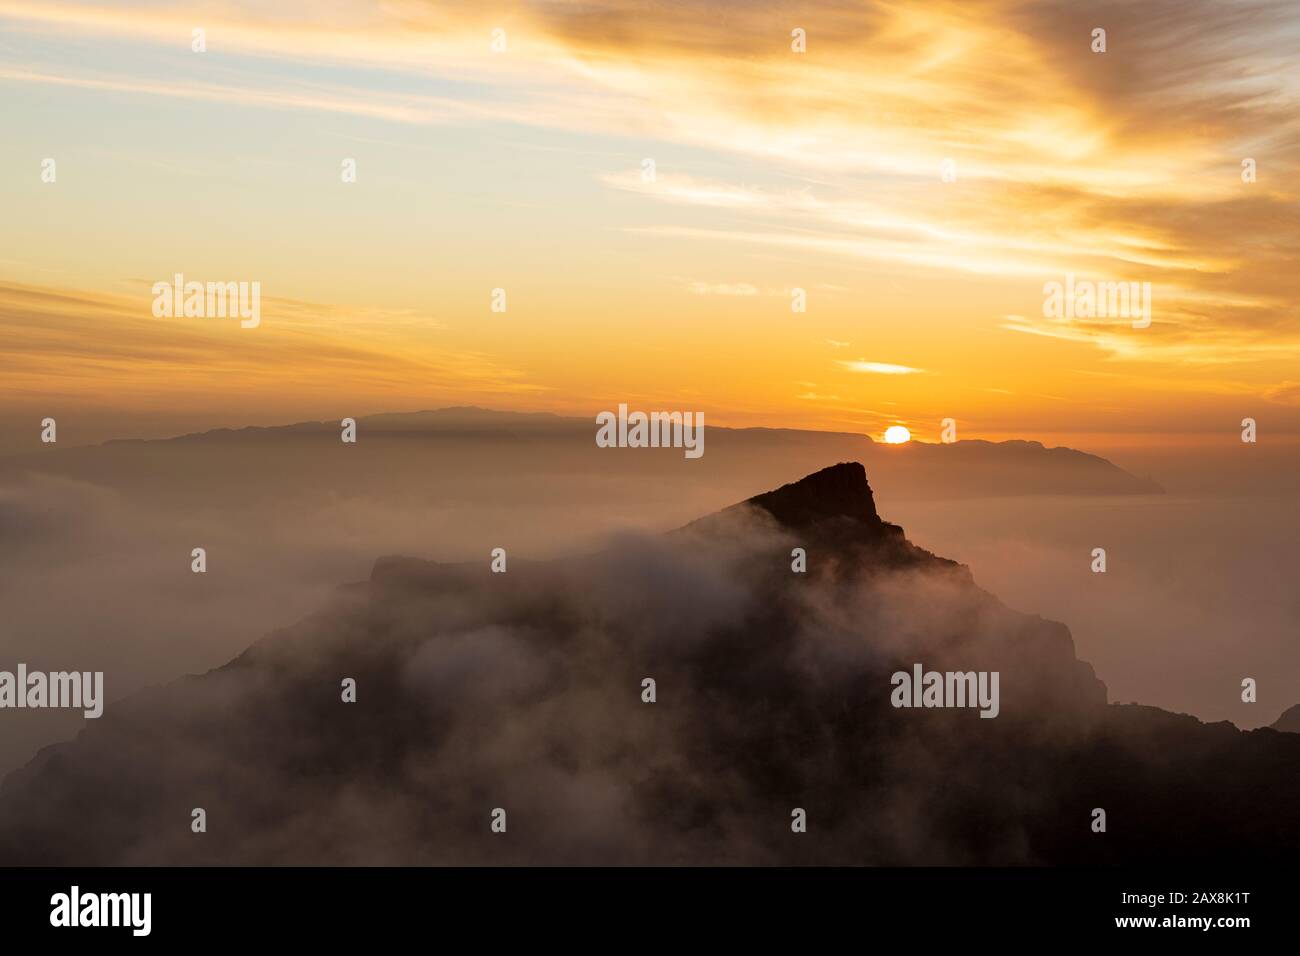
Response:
[2,0,1299,449]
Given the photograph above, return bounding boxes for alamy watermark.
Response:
[595,403,704,459]
[50,886,150,936]
[890,663,1000,718]
[0,664,103,718]
[152,273,260,328]
[1043,274,1151,329]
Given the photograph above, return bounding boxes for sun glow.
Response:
[883,425,912,444]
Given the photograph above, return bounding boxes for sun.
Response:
[883,425,911,444]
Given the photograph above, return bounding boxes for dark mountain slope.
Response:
[0,463,1289,866]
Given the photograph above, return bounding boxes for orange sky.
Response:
[2,0,1298,448]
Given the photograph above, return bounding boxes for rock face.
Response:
[744,461,887,527]
[1271,704,1300,733]
[0,462,1294,865]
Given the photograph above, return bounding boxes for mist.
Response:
[0,413,1294,783]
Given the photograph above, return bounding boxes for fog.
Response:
[0,414,1295,781]
[0,485,1120,865]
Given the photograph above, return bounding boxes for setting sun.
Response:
[883,426,912,444]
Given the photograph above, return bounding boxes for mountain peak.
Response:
[745,461,883,529]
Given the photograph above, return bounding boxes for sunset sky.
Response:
[2,0,1298,449]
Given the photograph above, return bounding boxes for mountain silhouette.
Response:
[732,461,888,527]
[4,406,1163,507]
[0,462,1289,866]
[1271,704,1300,733]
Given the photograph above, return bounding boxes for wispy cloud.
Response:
[2,0,1298,432]
[686,281,760,297]
[0,281,546,403]
[838,360,925,376]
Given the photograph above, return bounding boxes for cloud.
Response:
[686,281,760,297]
[0,280,546,410]
[0,487,1118,865]
[2,0,1297,409]
[797,391,843,402]
[1264,382,1300,405]
[838,360,925,375]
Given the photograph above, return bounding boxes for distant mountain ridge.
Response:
[101,407,580,443]
[54,405,1163,500]
[1271,704,1300,733]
